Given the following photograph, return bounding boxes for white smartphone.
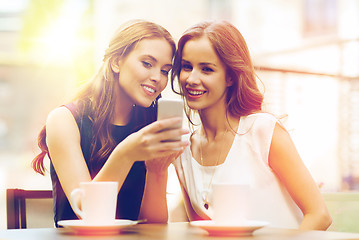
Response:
[157,98,184,142]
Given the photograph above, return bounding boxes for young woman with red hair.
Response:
[171,20,331,230]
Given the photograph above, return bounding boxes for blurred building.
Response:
[0,0,359,228]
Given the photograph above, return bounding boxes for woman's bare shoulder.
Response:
[46,106,78,131]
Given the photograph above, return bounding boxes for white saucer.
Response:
[190,220,268,236]
[58,219,138,235]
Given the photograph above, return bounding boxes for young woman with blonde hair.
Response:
[32,19,188,226]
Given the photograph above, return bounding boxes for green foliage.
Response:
[18,0,64,52]
[17,0,95,85]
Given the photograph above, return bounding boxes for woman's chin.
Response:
[135,99,155,108]
[186,101,201,111]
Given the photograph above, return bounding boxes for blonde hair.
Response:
[33,20,176,175]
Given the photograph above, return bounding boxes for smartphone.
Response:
[157,98,184,142]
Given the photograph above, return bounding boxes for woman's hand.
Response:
[118,117,189,162]
[145,150,184,173]
[139,147,185,223]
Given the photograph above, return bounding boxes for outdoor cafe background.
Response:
[0,0,359,229]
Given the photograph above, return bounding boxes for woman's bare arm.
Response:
[268,123,332,230]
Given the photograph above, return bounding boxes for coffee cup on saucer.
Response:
[70,181,118,225]
[212,183,250,225]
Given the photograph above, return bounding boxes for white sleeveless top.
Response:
[173,113,303,228]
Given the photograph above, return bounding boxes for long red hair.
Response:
[171,20,263,125]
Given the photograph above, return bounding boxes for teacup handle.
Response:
[70,188,85,220]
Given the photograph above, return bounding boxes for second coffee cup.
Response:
[70,181,118,225]
[212,183,250,225]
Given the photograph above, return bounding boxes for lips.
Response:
[186,88,206,99]
[142,84,156,96]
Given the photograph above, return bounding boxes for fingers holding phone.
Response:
[157,99,185,142]
[118,99,188,161]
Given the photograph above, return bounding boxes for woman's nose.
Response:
[150,69,162,82]
[186,70,200,85]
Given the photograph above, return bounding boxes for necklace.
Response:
[200,128,228,210]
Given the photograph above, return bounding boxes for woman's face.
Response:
[179,36,230,112]
[113,38,173,107]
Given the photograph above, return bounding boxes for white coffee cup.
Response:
[212,183,250,225]
[70,181,118,225]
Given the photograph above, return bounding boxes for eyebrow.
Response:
[144,55,172,68]
[181,59,216,67]
[145,55,158,63]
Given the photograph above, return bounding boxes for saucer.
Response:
[190,220,268,236]
[58,219,138,235]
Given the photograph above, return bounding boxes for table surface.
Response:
[1,222,359,240]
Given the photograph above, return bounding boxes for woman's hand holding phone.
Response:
[118,99,188,162]
[157,99,185,142]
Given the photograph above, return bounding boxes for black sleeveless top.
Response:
[50,103,147,227]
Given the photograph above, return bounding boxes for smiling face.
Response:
[112,38,173,108]
[179,36,231,112]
